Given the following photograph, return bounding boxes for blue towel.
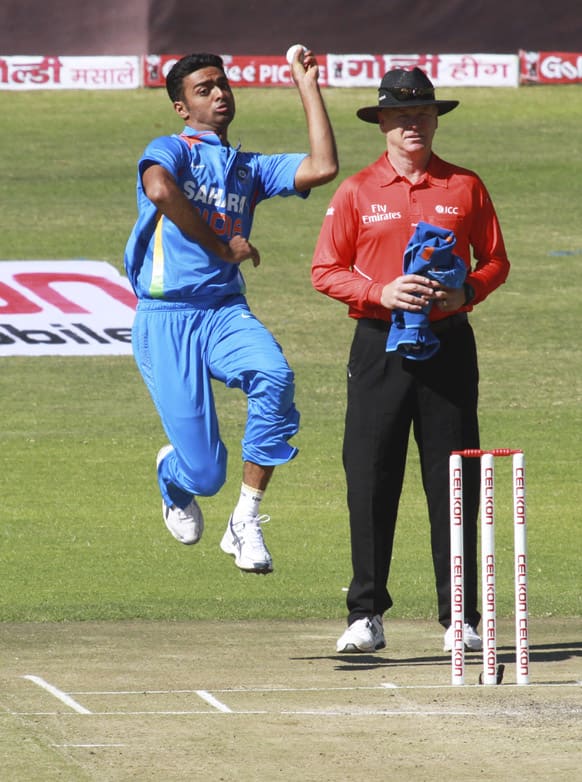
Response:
[386,222,467,360]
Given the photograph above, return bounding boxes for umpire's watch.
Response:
[463,282,476,306]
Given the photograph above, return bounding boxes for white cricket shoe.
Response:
[336,615,386,653]
[443,622,483,652]
[157,446,204,545]
[220,514,273,574]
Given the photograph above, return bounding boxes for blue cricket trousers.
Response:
[132,296,300,509]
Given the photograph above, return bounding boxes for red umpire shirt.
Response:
[311,152,509,319]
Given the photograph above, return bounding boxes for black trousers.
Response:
[343,315,481,629]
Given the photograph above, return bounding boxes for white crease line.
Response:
[69,681,581,695]
[12,710,239,716]
[281,709,515,717]
[52,744,126,748]
[71,686,388,696]
[70,685,385,695]
[195,690,232,713]
[23,675,92,714]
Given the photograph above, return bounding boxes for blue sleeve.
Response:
[138,136,190,182]
[256,153,309,200]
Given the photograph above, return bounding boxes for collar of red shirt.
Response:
[379,152,450,189]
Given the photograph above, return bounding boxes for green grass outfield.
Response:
[0,85,580,623]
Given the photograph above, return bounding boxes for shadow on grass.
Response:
[291,641,582,672]
[290,653,453,671]
[527,641,582,662]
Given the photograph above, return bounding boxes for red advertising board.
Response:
[143,54,311,88]
[144,54,184,87]
[520,49,582,84]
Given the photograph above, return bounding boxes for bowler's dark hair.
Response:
[165,53,226,102]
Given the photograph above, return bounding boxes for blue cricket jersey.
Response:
[124,127,308,305]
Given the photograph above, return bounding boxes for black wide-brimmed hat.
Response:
[356,67,459,123]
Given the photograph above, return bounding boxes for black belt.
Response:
[358,311,468,335]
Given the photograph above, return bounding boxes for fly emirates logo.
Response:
[362,204,401,224]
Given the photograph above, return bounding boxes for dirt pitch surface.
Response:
[1,617,580,781]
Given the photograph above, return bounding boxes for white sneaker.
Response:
[157,446,204,545]
[220,514,273,574]
[463,623,483,650]
[336,615,386,653]
[443,622,483,652]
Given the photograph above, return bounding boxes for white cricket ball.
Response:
[286,44,307,65]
